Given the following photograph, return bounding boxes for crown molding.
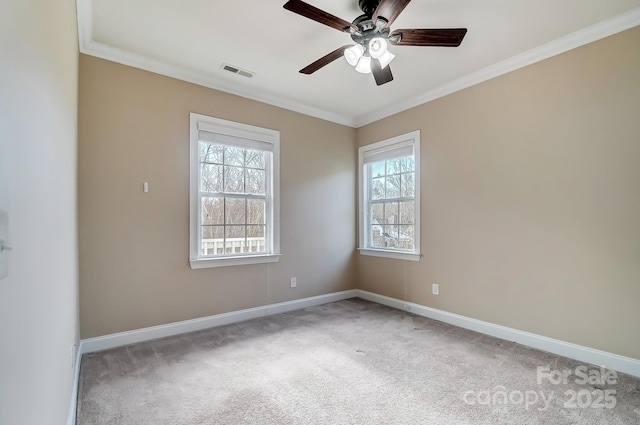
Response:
[353,7,640,127]
[75,1,356,127]
[77,0,639,129]
[80,39,358,127]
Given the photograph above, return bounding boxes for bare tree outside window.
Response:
[369,156,415,250]
[200,143,268,255]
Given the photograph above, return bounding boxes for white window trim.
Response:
[189,113,280,269]
[358,130,421,262]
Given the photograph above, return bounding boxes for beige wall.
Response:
[79,27,639,359]
[0,0,79,423]
[356,27,640,359]
[78,55,357,338]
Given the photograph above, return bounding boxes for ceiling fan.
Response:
[283,0,468,86]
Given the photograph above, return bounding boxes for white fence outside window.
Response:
[202,237,265,256]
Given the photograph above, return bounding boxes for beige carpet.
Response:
[77,298,640,424]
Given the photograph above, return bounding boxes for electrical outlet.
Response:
[432,284,439,295]
[290,277,297,288]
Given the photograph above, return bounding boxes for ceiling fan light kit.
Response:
[343,36,394,75]
[368,37,388,59]
[378,50,396,69]
[344,44,364,66]
[283,0,468,86]
[355,55,372,74]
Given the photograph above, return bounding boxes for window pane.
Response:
[201,164,223,193]
[399,201,414,224]
[225,198,246,225]
[371,224,384,248]
[247,226,265,252]
[224,147,244,166]
[225,225,245,239]
[225,226,245,248]
[200,142,223,163]
[371,161,385,177]
[246,169,265,195]
[224,166,244,193]
[225,226,246,254]
[386,175,401,198]
[371,203,384,225]
[202,197,224,225]
[387,158,401,174]
[246,150,265,169]
[399,225,415,250]
[202,225,224,240]
[381,225,399,248]
[401,156,414,172]
[247,225,265,238]
[384,202,399,224]
[201,225,224,256]
[372,177,385,200]
[401,173,415,198]
[247,199,265,224]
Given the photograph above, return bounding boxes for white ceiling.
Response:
[78,0,640,127]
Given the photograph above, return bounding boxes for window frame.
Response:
[358,130,421,261]
[189,113,280,269]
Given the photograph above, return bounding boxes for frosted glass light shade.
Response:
[344,44,364,66]
[368,38,388,59]
[355,55,372,74]
[378,50,396,69]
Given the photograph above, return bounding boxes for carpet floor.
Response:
[76,299,640,424]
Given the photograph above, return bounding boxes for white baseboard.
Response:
[76,288,640,380]
[69,287,640,425]
[67,341,82,425]
[355,289,640,378]
[79,290,358,355]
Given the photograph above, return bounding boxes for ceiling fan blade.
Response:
[371,60,393,86]
[372,0,412,28]
[300,45,351,74]
[389,28,468,47]
[284,0,355,32]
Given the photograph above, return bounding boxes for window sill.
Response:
[190,254,281,269]
[358,248,421,262]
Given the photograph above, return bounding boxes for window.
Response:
[358,131,421,261]
[189,113,280,268]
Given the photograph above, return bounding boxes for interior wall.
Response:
[356,27,640,360]
[0,0,79,423]
[78,55,357,338]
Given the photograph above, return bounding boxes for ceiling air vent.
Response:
[221,63,254,78]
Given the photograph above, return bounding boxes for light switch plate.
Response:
[0,210,9,279]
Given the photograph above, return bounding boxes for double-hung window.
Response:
[358,130,421,261]
[189,113,280,268]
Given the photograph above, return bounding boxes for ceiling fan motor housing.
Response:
[358,0,381,16]
[350,14,390,47]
